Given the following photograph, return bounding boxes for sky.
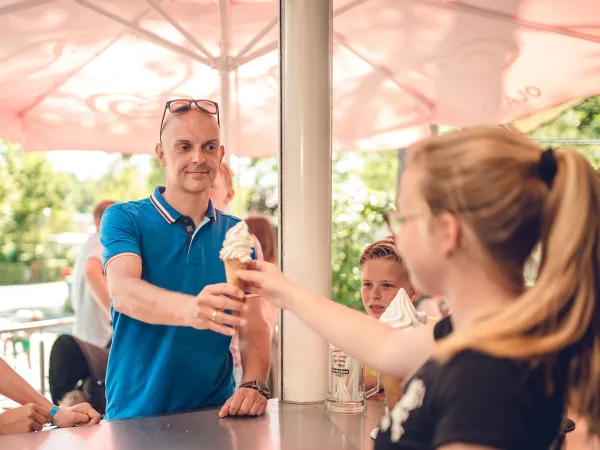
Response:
[45,151,151,181]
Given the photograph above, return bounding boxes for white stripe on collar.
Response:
[149,194,175,224]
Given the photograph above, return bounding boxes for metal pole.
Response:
[39,339,45,396]
[531,138,600,145]
[279,0,332,403]
[218,0,232,157]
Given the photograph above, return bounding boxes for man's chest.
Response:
[137,226,228,293]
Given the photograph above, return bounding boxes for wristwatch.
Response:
[240,381,270,399]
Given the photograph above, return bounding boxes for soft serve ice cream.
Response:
[220,221,254,289]
[379,288,426,329]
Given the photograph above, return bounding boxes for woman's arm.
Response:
[286,287,434,377]
[238,262,435,378]
[0,358,53,409]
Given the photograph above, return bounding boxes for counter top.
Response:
[0,399,385,450]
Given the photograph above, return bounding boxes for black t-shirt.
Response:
[375,316,565,450]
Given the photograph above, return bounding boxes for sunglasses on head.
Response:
[159,99,220,142]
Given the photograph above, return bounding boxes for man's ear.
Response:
[220,145,225,163]
[155,143,166,167]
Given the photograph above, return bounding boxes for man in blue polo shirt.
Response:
[100,99,271,420]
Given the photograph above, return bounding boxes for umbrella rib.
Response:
[0,0,55,15]
[332,31,435,111]
[332,0,371,18]
[235,16,278,62]
[412,0,600,45]
[235,0,371,68]
[236,41,278,68]
[73,0,213,67]
[143,0,215,62]
[17,2,166,118]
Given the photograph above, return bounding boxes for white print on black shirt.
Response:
[380,378,426,442]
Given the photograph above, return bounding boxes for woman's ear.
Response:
[438,212,461,258]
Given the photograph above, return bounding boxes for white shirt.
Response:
[71,232,112,348]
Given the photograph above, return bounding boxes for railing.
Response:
[0,317,75,396]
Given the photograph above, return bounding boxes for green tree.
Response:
[92,155,149,203]
[147,157,166,190]
[530,96,600,166]
[244,151,398,311]
[0,142,75,264]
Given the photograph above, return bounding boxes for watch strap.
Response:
[240,381,270,399]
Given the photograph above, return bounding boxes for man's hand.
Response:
[186,283,249,336]
[218,388,268,418]
[0,404,50,435]
[52,402,102,428]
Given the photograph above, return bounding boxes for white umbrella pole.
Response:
[279,0,332,403]
[218,0,232,159]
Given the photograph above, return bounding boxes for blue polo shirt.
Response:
[100,186,252,420]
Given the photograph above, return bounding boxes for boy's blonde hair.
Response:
[360,236,404,269]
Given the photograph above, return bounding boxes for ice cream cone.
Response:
[224,258,249,291]
[381,374,403,411]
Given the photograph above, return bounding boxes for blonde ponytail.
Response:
[413,127,600,436]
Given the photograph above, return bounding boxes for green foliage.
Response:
[530,96,600,166]
[330,151,397,311]
[0,262,28,285]
[0,143,75,264]
[244,151,398,311]
[147,157,166,190]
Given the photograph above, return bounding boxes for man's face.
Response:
[155,109,224,194]
[210,172,234,211]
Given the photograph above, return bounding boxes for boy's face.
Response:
[361,259,413,319]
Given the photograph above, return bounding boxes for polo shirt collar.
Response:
[150,186,217,225]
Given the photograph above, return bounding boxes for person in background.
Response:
[209,164,273,388]
[0,358,100,435]
[360,236,420,392]
[209,161,235,212]
[209,161,247,386]
[413,294,450,319]
[71,200,115,349]
[238,126,598,449]
[245,216,279,397]
[360,236,419,320]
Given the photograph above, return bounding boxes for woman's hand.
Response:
[53,402,102,427]
[237,260,297,310]
[0,404,50,435]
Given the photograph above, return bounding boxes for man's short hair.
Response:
[220,162,234,191]
[93,201,116,220]
[360,236,403,267]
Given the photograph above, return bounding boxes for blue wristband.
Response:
[50,406,60,417]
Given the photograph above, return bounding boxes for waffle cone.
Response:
[224,258,249,291]
[381,374,403,410]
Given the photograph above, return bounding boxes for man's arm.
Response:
[85,257,111,312]
[238,294,271,384]
[106,257,246,333]
[101,205,246,333]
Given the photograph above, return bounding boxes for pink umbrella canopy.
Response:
[0,0,599,157]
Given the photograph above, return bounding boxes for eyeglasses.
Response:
[159,99,220,142]
[385,210,423,235]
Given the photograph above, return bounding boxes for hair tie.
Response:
[538,148,558,188]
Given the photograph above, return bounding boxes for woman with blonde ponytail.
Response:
[237,126,600,449]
